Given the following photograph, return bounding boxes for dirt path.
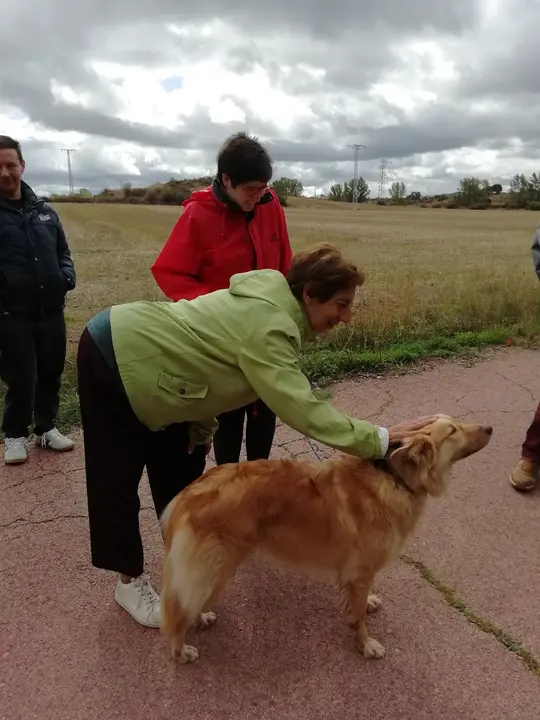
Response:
[2,348,540,720]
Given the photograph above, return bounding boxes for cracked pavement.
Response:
[2,347,540,720]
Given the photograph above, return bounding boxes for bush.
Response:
[420,203,428,208]
[470,203,490,210]
[376,199,386,206]
[526,201,540,211]
[432,203,442,209]
[161,189,179,204]
[446,202,459,209]
[49,194,95,203]
[145,189,161,204]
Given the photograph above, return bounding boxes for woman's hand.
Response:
[387,414,441,446]
[187,440,213,456]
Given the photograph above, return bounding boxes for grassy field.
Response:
[2,199,540,432]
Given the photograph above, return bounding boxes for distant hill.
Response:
[48,176,212,205]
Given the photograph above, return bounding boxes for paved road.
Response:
[2,348,540,720]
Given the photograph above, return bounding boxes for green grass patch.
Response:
[299,327,517,386]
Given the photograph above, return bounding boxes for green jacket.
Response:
[110,269,384,458]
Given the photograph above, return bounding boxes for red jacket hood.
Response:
[181,183,278,211]
[181,186,216,209]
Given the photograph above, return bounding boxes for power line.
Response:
[347,143,366,203]
[61,149,77,194]
[378,159,391,199]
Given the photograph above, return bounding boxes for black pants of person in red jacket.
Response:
[213,400,276,464]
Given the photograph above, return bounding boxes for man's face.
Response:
[222,173,268,212]
[0,149,24,199]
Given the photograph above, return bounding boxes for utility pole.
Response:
[347,143,366,203]
[378,159,391,199]
[61,148,77,195]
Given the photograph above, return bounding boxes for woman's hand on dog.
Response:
[387,414,441,446]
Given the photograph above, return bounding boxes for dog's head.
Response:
[387,415,492,497]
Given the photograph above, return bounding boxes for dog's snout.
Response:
[484,426,493,436]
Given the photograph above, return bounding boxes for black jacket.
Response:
[0,181,76,316]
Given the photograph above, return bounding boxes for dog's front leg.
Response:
[344,576,386,659]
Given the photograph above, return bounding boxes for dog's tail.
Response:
[159,496,176,538]
[160,500,239,639]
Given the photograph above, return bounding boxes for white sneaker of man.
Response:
[4,437,29,465]
[114,573,161,628]
[35,428,74,452]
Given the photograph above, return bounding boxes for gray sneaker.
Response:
[4,437,29,465]
[35,428,74,452]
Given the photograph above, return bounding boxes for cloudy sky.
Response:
[1,0,538,197]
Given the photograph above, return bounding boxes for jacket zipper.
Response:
[23,206,45,315]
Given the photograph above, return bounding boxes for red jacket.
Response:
[151,182,293,301]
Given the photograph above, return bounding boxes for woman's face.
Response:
[222,174,268,212]
[303,287,356,334]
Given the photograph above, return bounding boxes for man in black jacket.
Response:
[0,135,76,465]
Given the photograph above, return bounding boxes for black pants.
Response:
[213,399,276,465]
[0,312,66,438]
[522,401,540,464]
[76,328,207,578]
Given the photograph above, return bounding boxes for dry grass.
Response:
[288,200,540,346]
[62,200,540,348]
[3,200,540,430]
[61,199,540,363]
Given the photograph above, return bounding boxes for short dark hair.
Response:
[0,135,23,164]
[217,132,272,187]
[287,244,365,303]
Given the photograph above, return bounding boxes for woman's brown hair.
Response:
[287,244,365,303]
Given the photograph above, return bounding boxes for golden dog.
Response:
[160,415,492,663]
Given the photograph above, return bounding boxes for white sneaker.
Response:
[4,437,29,465]
[114,573,161,628]
[35,428,74,452]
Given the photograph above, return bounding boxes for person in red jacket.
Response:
[151,132,293,465]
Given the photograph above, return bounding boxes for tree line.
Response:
[45,172,540,211]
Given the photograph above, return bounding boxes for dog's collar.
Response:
[371,456,415,495]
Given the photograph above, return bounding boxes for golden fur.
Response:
[160,415,492,663]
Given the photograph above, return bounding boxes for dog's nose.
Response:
[484,426,493,435]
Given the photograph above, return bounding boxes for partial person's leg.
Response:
[245,399,277,461]
[146,422,207,520]
[212,406,246,464]
[510,401,540,491]
[0,314,37,464]
[77,328,160,627]
[34,311,73,450]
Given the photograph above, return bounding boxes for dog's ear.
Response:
[388,435,440,495]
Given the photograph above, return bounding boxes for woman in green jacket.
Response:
[77,244,436,628]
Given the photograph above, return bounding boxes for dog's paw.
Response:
[366,594,382,613]
[172,644,199,663]
[361,637,386,659]
[197,611,217,629]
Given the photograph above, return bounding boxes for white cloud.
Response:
[0,0,538,197]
